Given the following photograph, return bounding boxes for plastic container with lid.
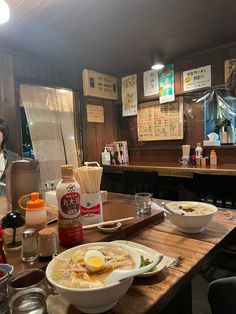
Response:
[18,192,47,233]
[210,150,217,166]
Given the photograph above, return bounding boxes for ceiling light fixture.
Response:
[151,52,165,70]
[0,0,10,24]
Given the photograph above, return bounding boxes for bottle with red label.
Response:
[56,165,83,246]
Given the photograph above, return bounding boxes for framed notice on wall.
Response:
[87,104,104,123]
[83,69,118,100]
[137,98,183,141]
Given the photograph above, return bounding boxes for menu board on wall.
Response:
[137,98,183,141]
[83,69,118,100]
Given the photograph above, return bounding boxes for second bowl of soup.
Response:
[46,241,141,313]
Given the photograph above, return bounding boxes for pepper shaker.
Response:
[38,228,58,261]
[21,228,38,262]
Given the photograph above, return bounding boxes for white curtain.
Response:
[20,85,78,183]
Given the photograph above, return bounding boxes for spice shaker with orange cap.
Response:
[18,192,47,233]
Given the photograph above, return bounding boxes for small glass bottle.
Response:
[38,227,58,261]
[21,229,38,262]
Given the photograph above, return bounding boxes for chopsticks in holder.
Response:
[83,217,135,230]
[74,163,103,194]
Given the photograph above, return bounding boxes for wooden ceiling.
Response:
[1,0,236,75]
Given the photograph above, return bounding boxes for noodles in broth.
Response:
[50,245,135,289]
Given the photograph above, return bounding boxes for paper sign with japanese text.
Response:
[122,74,138,117]
[183,65,211,91]
[87,104,104,123]
[143,70,159,96]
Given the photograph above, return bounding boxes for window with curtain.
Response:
[20,84,79,183]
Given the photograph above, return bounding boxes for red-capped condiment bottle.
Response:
[56,165,83,246]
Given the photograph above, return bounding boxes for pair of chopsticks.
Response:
[83,217,135,230]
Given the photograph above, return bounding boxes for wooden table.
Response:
[5,193,236,314]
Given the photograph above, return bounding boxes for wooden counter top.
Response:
[103,162,236,178]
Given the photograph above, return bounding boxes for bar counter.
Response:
[103,162,236,178]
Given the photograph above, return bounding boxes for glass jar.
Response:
[38,227,58,261]
[21,229,38,262]
[9,288,47,314]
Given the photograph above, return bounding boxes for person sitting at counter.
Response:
[0,119,20,194]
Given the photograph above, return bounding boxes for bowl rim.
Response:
[46,241,140,292]
[165,201,218,216]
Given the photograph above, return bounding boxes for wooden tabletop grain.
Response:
[4,193,236,314]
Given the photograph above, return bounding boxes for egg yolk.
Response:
[86,256,104,272]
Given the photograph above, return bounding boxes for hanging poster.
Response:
[87,104,104,123]
[159,64,175,104]
[137,98,183,141]
[122,74,138,117]
[224,58,236,88]
[143,69,159,96]
[183,65,211,91]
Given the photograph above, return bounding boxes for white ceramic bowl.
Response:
[165,201,218,233]
[46,242,141,313]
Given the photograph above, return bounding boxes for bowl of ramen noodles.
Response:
[46,242,141,313]
[165,201,218,233]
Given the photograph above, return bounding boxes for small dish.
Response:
[113,240,167,277]
[97,221,121,233]
[0,263,14,275]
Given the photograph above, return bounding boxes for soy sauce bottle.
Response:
[56,165,83,246]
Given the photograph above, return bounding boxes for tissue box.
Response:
[203,140,220,146]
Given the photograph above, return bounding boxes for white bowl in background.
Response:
[46,242,141,313]
[165,201,218,233]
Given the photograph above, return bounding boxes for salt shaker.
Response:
[21,228,38,262]
[38,228,58,261]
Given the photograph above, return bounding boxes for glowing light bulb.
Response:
[0,0,10,24]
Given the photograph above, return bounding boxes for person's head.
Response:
[0,119,9,149]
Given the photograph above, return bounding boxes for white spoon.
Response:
[105,258,159,285]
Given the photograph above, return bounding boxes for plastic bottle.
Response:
[56,165,83,246]
[19,192,47,233]
[195,143,203,167]
[101,148,111,165]
[226,118,235,144]
[210,150,217,166]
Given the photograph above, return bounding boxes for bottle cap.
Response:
[23,228,36,238]
[61,165,73,177]
[38,227,56,240]
[26,192,44,210]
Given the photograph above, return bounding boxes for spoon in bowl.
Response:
[105,258,159,285]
